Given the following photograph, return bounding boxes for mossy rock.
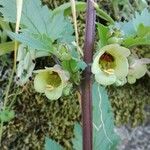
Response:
[108,75,150,127]
[1,83,80,149]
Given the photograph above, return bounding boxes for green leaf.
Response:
[92,82,119,150]
[1,0,74,41]
[7,32,53,52]
[72,123,82,150]
[70,59,79,73]
[0,17,11,31]
[45,137,63,150]
[62,59,80,84]
[0,0,52,33]
[77,60,87,71]
[48,13,74,42]
[57,19,74,44]
[0,0,74,51]
[116,8,150,37]
[93,2,114,25]
[0,0,16,23]
[0,0,55,35]
[62,59,78,73]
[71,83,119,150]
[123,35,150,47]
[54,1,114,24]
[0,109,15,123]
[133,9,150,28]
[123,24,150,47]
[97,23,109,48]
[0,41,15,56]
[137,24,150,37]
[53,2,86,16]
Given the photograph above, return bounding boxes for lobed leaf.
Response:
[0,41,15,56]
[123,24,150,47]
[53,2,86,16]
[72,123,82,150]
[92,82,119,150]
[115,8,150,37]
[45,137,63,150]
[0,0,74,52]
[97,23,109,48]
[72,83,119,150]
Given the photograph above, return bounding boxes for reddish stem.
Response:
[81,0,96,150]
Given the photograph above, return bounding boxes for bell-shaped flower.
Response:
[92,44,130,86]
[127,56,149,84]
[34,65,70,100]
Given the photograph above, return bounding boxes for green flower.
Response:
[34,65,70,100]
[127,56,149,84]
[92,44,130,86]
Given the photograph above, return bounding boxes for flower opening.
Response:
[46,71,61,90]
[34,65,70,100]
[99,52,116,75]
[92,44,131,86]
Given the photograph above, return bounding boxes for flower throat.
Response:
[99,52,116,74]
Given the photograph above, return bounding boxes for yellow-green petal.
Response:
[45,86,63,100]
[34,71,50,93]
[34,65,70,100]
[95,72,116,85]
[92,50,105,74]
[105,45,129,78]
[113,44,130,57]
[129,64,147,79]
[114,56,129,78]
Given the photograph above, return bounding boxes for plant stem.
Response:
[0,1,23,144]
[0,121,3,146]
[0,65,15,145]
[15,0,23,70]
[70,0,83,57]
[81,0,96,149]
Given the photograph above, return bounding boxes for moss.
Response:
[132,46,150,70]
[108,75,150,127]
[42,0,69,9]
[76,13,86,48]
[132,46,150,59]
[1,83,80,149]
